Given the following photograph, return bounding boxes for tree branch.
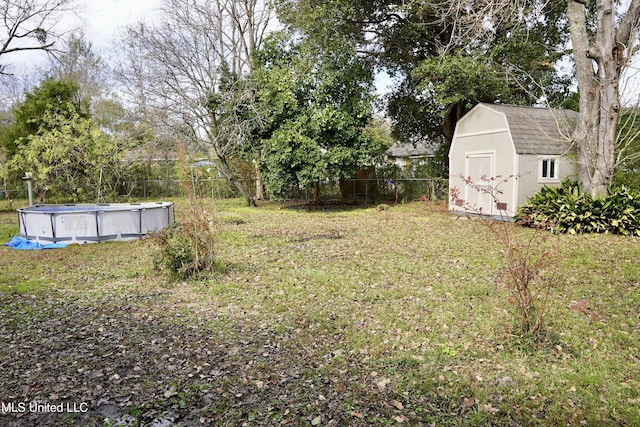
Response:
[0,0,74,69]
[616,0,640,59]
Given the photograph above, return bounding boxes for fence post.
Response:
[365,179,368,204]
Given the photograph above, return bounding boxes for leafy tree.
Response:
[0,77,87,160]
[276,0,575,176]
[6,110,120,202]
[253,33,382,201]
[0,77,127,201]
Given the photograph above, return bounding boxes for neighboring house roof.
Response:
[387,141,438,158]
[124,147,178,162]
[479,103,579,155]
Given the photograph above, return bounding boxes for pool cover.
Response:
[4,236,69,250]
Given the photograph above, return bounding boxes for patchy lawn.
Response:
[0,199,639,426]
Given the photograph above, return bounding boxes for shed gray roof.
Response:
[479,103,579,155]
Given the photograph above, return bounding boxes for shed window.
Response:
[540,157,558,180]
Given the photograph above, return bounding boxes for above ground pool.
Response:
[17,202,174,244]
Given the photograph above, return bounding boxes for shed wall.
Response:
[449,127,517,216]
[517,154,578,206]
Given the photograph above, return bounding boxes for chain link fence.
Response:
[312,178,449,203]
[133,177,448,203]
[4,177,448,204]
[122,178,240,199]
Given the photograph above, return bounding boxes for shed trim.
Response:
[455,127,510,138]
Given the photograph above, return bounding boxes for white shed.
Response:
[448,103,579,218]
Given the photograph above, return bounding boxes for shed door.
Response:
[464,152,495,215]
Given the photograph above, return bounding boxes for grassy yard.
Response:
[0,198,639,426]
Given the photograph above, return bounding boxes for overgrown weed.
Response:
[450,174,561,338]
[152,154,220,281]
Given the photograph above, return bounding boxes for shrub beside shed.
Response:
[448,103,579,218]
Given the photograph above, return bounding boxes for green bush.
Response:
[516,180,640,235]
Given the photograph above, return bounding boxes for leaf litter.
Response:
[1,201,639,425]
[0,288,424,426]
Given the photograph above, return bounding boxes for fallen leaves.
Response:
[0,290,430,426]
[164,385,178,398]
[376,377,391,391]
[569,299,604,321]
[389,399,404,410]
[350,410,364,419]
[480,402,500,414]
[394,414,410,423]
[2,202,639,426]
[496,376,514,387]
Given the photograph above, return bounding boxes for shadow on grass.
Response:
[282,198,376,212]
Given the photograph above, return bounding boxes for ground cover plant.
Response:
[0,198,639,426]
[516,180,640,235]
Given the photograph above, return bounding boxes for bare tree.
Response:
[0,0,74,75]
[567,0,640,196]
[115,0,274,205]
[614,74,640,186]
[47,31,108,104]
[0,72,39,106]
[431,0,534,54]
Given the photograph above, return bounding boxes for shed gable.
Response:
[454,104,509,137]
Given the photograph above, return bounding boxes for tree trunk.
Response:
[254,160,264,200]
[216,154,257,207]
[567,0,640,197]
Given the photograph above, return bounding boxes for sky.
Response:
[9,0,161,71]
[77,0,160,51]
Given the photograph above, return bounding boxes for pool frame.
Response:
[17,202,174,243]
